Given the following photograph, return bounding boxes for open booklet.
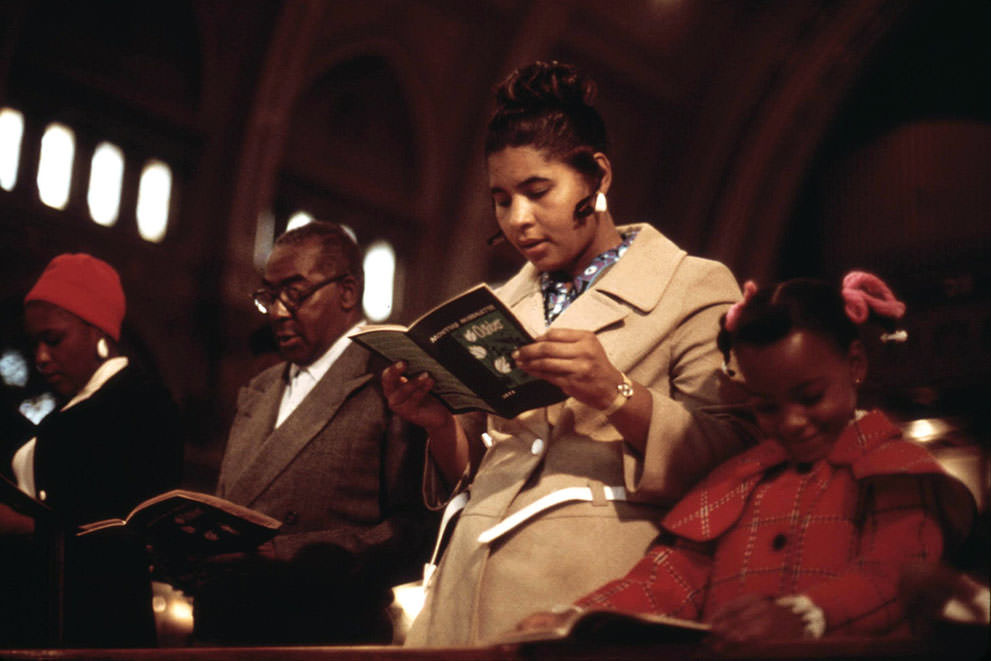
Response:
[349,283,566,418]
[495,608,711,646]
[75,489,282,556]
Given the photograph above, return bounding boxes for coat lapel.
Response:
[224,344,373,506]
[218,365,286,497]
[661,440,788,541]
[560,224,685,331]
[496,224,686,369]
[494,224,689,434]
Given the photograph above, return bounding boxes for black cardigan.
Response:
[27,363,184,646]
[32,363,184,525]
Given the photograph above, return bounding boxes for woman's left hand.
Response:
[512,328,623,410]
[706,594,807,646]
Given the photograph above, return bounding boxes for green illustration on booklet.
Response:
[452,309,532,390]
[349,284,565,418]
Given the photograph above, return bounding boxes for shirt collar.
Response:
[539,228,639,325]
[288,321,365,384]
[62,356,129,412]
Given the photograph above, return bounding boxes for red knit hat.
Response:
[24,253,126,341]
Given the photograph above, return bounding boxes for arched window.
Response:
[0,107,24,192]
[136,159,172,242]
[87,141,125,226]
[37,122,75,209]
[363,240,396,322]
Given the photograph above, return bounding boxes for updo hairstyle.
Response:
[485,60,608,182]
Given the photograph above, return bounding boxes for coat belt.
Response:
[477,484,628,544]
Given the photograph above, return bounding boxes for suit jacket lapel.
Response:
[218,365,286,497]
[225,344,373,506]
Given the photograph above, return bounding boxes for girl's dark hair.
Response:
[484,60,608,180]
[717,279,859,365]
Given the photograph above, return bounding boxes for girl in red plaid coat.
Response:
[517,272,975,642]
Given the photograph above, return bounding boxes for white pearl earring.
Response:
[97,338,109,359]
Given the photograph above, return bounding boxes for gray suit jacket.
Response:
[217,343,428,577]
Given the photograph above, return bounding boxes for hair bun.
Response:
[496,60,597,112]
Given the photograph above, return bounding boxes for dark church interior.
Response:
[1,0,989,657]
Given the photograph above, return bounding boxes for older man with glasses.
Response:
[191,220,432,645]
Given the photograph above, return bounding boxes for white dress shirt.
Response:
[275,323,364,428]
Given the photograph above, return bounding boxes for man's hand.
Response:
[381,362,454,433]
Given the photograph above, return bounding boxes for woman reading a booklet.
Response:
[516,274,977,644]
[0,254,183,647]
[381,60,752,646]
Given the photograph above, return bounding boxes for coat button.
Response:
[530,438,545,455]
[772,533,787,550]
[284,511,298,525]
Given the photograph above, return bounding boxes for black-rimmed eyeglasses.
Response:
[252,274,349,315]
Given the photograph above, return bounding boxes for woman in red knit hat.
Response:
[0,253,183,648]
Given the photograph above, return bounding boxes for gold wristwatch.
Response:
[600,373,634,417]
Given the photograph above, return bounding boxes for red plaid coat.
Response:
[577,410,974,635]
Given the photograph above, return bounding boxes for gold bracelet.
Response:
[599,373,634,417]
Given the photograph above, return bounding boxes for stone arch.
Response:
[301,39,439,218]
[683,0,914,279]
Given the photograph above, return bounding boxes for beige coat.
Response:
[406,224,749,646]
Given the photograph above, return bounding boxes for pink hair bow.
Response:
[724,280,758,332]
[841,271,906,324]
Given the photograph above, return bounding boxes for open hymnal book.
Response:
[349,283,565,418]
[495,608,711,645]
[76,489,282,556]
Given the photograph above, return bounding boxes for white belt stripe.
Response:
[477,485,628,544]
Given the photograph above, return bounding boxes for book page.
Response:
[405,284,565,417]
[498,608,710,645]
[349,330,495,414]
[77,518,126,533]
[127,495,280,556]
[76,490,282,558]
[126,489,281,529]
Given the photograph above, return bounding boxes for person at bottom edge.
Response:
[515,272,977,646]
[1,253,183,647]
[382,60,754,647]
[190,220,434,646]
